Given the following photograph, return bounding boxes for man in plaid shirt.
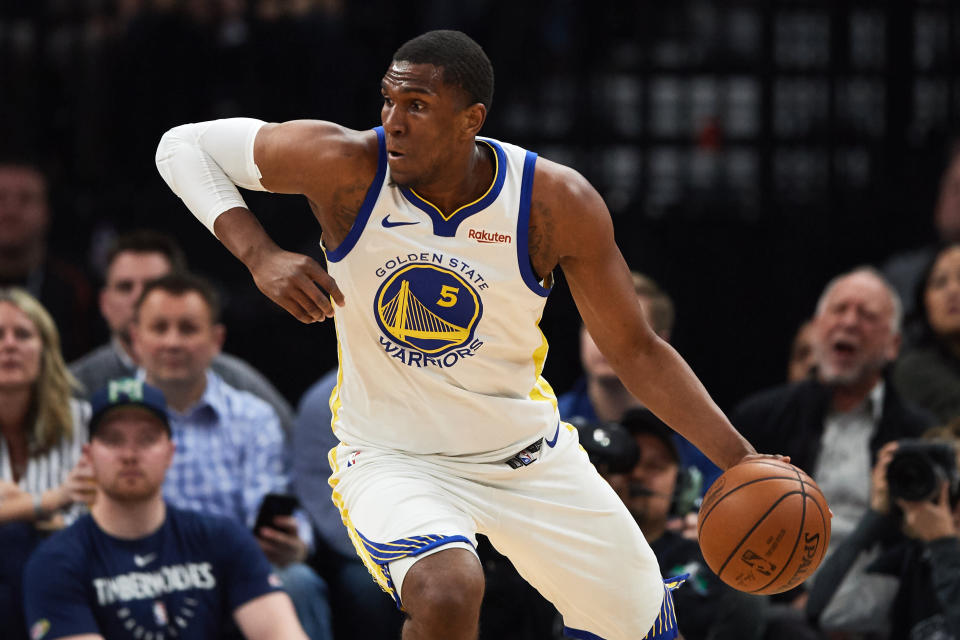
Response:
[131,271,332,640]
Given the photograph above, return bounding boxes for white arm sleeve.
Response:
[155,118,269,235]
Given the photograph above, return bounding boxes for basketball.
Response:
[697,458,831,595]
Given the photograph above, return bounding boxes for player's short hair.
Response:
[136,272,221,324]
[393,30,494,111]
[106,230,188,275]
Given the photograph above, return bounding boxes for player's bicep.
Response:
[254,121,376,197]
[550,174,655,357]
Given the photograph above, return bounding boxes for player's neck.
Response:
[412,141,493,215]
[92,494,166,539]
[588,376,643,422]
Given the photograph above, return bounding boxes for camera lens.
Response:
[887,452,938,502]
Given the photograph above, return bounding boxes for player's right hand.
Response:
[247,246,345,323]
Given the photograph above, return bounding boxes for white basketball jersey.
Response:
[324,127,559,460]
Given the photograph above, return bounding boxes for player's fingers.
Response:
[289,286,332,323]
[292,273,334,319]
[280,292,319,324]
[304,260,345,307]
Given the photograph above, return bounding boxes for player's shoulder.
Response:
[531,155,593,201]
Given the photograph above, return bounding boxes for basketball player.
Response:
[155,30,773,640]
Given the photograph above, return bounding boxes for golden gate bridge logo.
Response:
[375,264,482,356]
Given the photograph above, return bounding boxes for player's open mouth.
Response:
[388,151,404,159]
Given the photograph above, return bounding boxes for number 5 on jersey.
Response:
[437,285,459,307]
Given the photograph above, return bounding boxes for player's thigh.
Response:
[328,444,480,606]
[488,439,666,640]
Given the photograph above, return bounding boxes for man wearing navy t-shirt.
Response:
[22,378,308,640]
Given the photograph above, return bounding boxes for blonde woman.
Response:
[0,288,94,525]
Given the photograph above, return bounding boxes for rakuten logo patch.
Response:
[468,229,512,244]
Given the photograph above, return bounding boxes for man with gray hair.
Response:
[735,266,930,547]
[732,267,933,638]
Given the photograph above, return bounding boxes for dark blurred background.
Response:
[2,0,958,411]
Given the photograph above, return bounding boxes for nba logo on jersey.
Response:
[152,600,169,626]
[374,263,484,365]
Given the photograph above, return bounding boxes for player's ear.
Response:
[461,102,486,138]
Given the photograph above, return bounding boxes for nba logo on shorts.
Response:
[153,600,168,626]
[374,264,483,357]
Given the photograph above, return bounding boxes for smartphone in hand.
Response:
[253,493,299,534]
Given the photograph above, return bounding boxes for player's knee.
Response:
[402,550,484,629]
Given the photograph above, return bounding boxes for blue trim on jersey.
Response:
[516,150,550,297]
[326,127,387,263]
[399,139,507,237]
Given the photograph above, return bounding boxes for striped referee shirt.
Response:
[0,398,90,524]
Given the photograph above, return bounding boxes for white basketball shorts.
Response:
[327,422,681,640]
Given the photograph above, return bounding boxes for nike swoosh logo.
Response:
[545,422,560,448]
[382,215,419,228]
[133,553,157,567]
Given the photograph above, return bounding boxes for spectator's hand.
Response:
[257,515,308,567]
[665,511,699,541]
[0,480,24,500]
[247,246,344,324]
[869,441,899,515]
[55,458,96,508]
[897,482,958,542]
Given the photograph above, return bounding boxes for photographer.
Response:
[807,432,960,639]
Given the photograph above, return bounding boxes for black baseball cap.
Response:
[619,408,680,463]
[572,417,639,474]
[89,378,171,438]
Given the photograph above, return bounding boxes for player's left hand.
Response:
[897,482,958,542]
[732,453,791,468]
[257,515,309,567]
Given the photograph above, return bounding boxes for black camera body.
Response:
[886,439,960,505]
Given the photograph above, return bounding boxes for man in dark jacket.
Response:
[734,267,933,550]
[733,267,934,639]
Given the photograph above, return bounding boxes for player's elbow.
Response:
[155,124,194,182]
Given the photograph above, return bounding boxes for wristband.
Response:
[33,492,47,520]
